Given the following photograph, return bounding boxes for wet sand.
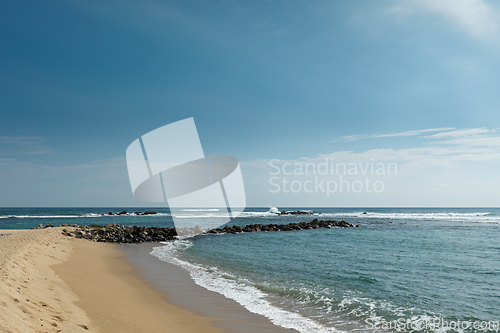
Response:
[119,242,297,333]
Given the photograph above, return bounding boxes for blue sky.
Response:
[1,0,500,207]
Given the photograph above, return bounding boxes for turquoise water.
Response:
[2,207,500,332]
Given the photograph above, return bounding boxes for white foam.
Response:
[172,209,499,223]
[237,207,282,217]
[173,207,282,219]
[0,212,172,219]
[269,207,280,214]
[173,214,227,219]
[151,241,343,333]
[0,214,96,219]
[318,212,500,223]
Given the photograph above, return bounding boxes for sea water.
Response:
[2,207,499,332]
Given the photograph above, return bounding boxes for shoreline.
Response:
[54,236,221,333]
[119,242,298,333]
[0,228,295,332]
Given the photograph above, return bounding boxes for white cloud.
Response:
[252,127,500,172]
[424,128,500,149]
[0,149,51,156]
[399,0,499,41]
[0,156,133,206]
[244,127,500,207]
[0,136,50,155]
[332,127,455,142]
[425,127,492,139]
[0,136,46,145]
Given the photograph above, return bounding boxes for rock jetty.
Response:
[206,219,355,234]
[63,224,177,243]
[57,219,356,244]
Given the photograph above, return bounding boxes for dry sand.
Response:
[0,228,92,332]
[0,228,221,333]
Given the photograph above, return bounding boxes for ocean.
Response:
[1,207,499,332]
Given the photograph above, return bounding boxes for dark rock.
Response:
[65,218,354,244]
[279,210,314,216]
[117,211,128,215]
[143,211,157,215]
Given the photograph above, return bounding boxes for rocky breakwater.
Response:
[62,224,177,243]
[60,219,356,244]
[206,219,356,234]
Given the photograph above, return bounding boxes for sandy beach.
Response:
[0,227,294,333]
[0,228,94,332]
[0,228,221,332]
